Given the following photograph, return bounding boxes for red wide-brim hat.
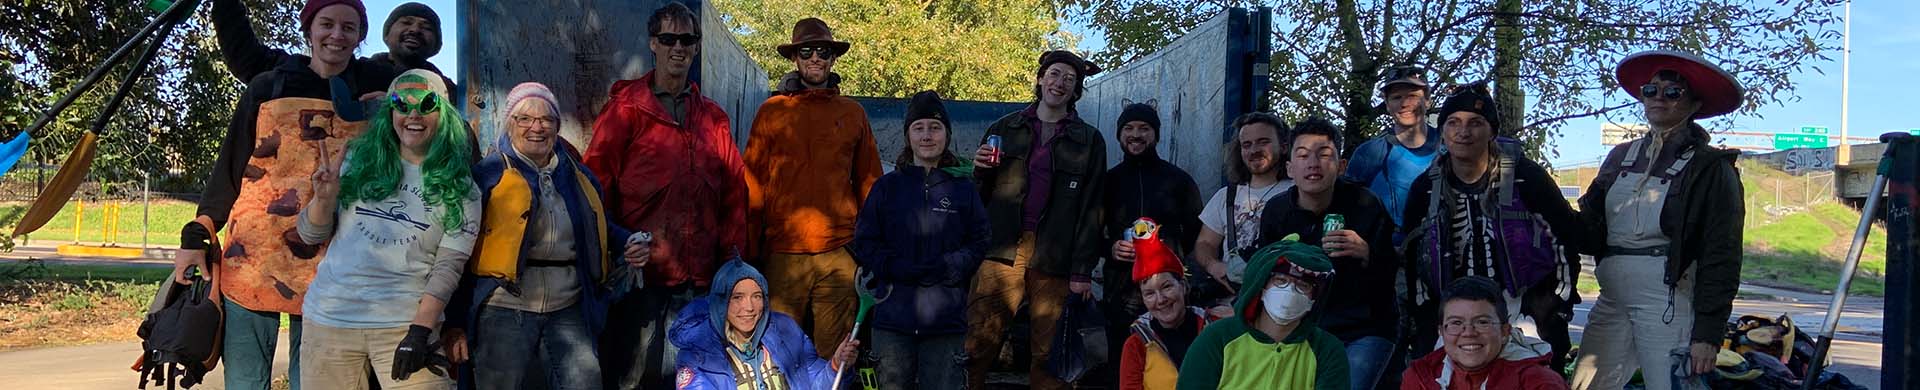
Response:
[1615,50,1745,119]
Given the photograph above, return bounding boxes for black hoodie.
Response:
[1100,151,1205,260]
[1255,180,1402,342]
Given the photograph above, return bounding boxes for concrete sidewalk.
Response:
[0,332,292,390]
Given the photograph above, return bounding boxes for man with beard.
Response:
[1193,113,1293,300]
[964,50,1106,390]
[742,17,882,360]
[213,0,454,89]
[583,3,750,389]
[1097,102,1204,386]
[1257,118,1401,390]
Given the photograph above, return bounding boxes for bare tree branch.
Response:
[1525,102,1636,130]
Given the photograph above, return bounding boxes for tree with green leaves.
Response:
[714,0,1074,101]
[1,0,302,194]
[1066,0,1841,162]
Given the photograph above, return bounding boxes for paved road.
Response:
[0,333,292,390]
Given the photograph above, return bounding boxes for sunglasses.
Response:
[1640,84,1689,100]
[654,33,700,48]
[390,92,440,116]
[796,46,837,61]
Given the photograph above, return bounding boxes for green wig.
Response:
[336,84,475,232]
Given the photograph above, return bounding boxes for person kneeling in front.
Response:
[668,259,859,390]
[1402,276,1566,390]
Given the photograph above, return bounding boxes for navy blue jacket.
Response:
[849,166,990,335]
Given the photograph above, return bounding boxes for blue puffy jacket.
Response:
[849,166,990,335]
[670,260,840,390]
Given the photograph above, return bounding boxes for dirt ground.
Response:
[0,279,151,352]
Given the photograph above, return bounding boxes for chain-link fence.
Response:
[1755,170,1838,216]
[0,164,200,249]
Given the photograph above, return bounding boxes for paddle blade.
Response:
[0,133,31,179]
[14,131,98,236]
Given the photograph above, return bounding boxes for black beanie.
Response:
[384,3,441,53]
[897,91,958,168]
[904,90,950,130]
[1116,103,1160,137]
[1438,82,1499,133]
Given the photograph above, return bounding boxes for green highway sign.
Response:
[1802,126,1830,135]
[1774,133,1828,150]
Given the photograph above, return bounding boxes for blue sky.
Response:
[1061,2,1916,167]
[370,0,1910,167]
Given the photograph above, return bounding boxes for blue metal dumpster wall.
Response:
[853,97,1027,171]
[459,0,768,153]
[1075,8,1269,192]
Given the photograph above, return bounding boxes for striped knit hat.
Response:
[387,69,448,100]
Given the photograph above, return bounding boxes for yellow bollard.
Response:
[105,203,119,245]
[72,200,83,244]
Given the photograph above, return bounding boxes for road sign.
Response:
[1774,133,1829,150]
[1803,126,1831,135]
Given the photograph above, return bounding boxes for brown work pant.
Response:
[764,246,858,359]
[964,233,1070,390]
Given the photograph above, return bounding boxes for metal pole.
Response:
[143,173,150,249]
[1802,158,1882,390]
[1838,0,1852,163]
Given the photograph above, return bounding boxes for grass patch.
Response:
[1744,213,1835,254]
[29,264,172,284]
[1743,252,1885,296]
[0,200,197,248]
[1809,203,1888,277]
[1576,276,1600,295]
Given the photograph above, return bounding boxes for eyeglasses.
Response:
[390,92,440,116]
[1267,276,1311,295]
[1441,317,1502,336]
[1640,84,1689,101]
[654,33,700,48]
[797,47,836,61]
[511,114,557,127]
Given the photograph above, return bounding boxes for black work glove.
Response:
[391,325,449,381]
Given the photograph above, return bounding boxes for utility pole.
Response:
[1839,0,1852,162]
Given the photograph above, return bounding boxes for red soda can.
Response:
[985,135,1003,165]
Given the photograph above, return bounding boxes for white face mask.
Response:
[1262,285,1314,324]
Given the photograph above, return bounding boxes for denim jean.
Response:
[475,304,602,390]
[1345,336,1397,390]
[224,298,301,390]
[600,284,702,390]
[871,329,966,390]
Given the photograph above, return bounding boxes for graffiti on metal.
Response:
[1782,147,1837,173]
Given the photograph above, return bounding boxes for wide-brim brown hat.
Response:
[1615,50,1745,119]
[776,18,851,59]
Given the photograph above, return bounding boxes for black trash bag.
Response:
[1047,292,1109,383]
[134,267,224,389]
